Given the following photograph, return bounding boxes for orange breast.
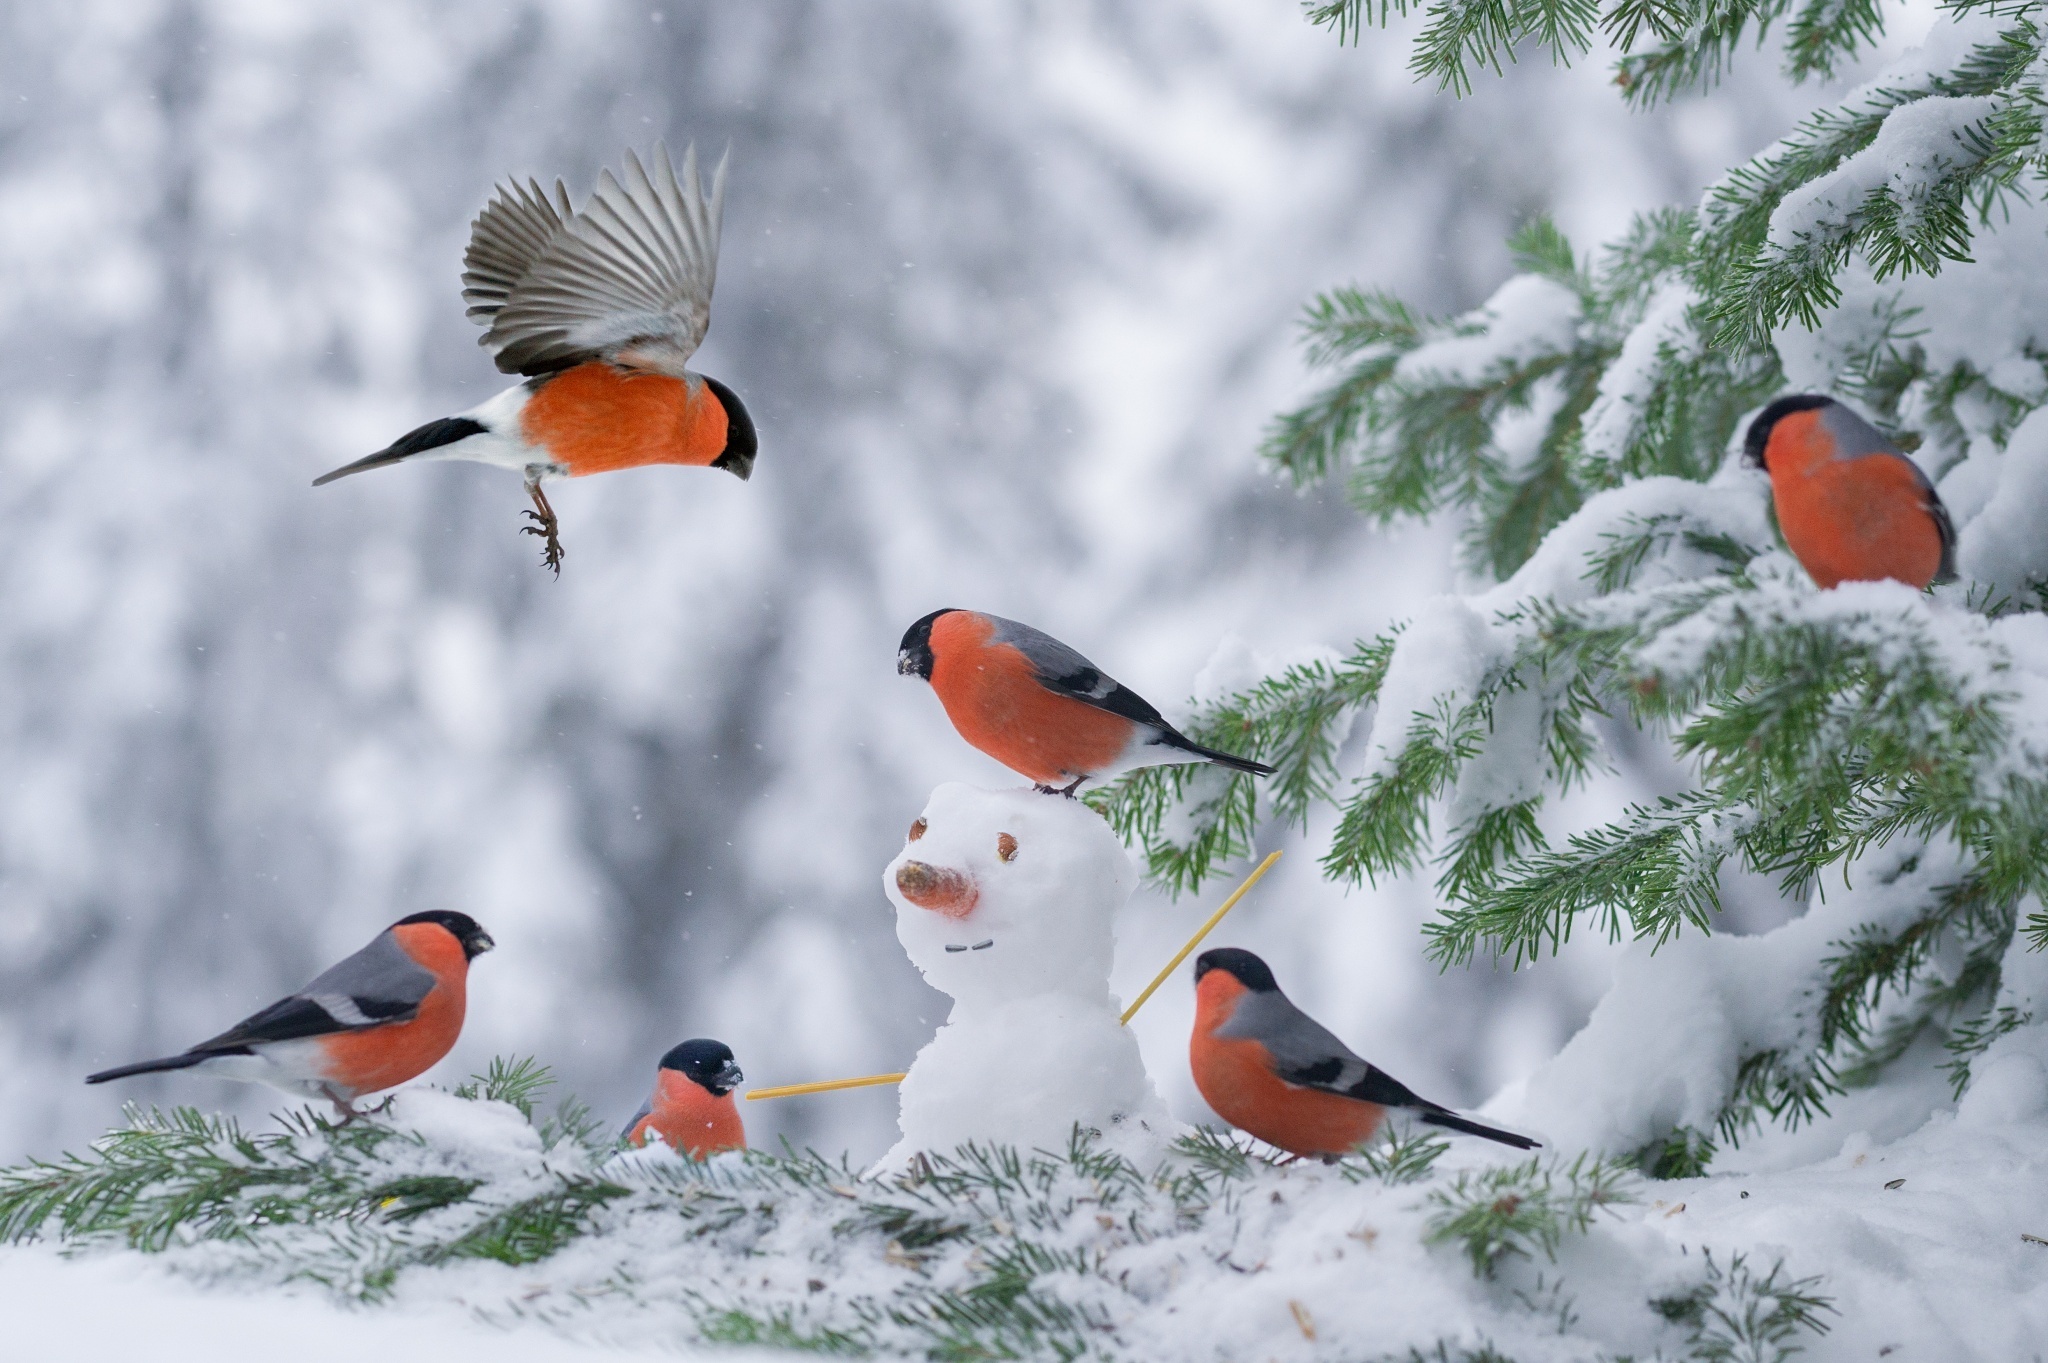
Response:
[629,1071,746,1160]
[520,362,728,476]
[928,613,1134,785]
[317,924,468,1099]
[1767,412,1943,589]
[1190,975,1381,1159]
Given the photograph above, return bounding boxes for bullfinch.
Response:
[86,910,493,1120]
[620,1039,746,1158]
[313,144,757,574]
[1744,395,1956,591]
[896,608,1275,795]
[1190,948,1536,1159]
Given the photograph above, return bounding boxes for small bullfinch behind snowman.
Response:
[879,783,1171,1169]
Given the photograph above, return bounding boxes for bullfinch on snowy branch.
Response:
[86,911,494,1121]
[313,144,757,575]
[1190,948,1537,1159]
[620,1039,746,1158]
[1744,395,1957,591]
[896,609,1275,796]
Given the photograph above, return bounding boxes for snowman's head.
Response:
[885,783,1132,1004]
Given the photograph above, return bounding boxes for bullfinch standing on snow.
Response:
[1190,948,1537,1159]
[313,144,757,574]
[86,911,494,1120]
[897,609,1275,795]
[620,1039,746,1158]
[1744,395,1956,591]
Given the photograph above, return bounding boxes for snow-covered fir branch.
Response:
[1096,0,2048,1167]
[1,1066,1846,1362]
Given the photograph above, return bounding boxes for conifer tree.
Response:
[1099,0,2048,1168]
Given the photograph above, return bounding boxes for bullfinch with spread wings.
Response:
[313,143,756,574]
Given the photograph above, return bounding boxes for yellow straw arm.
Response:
[745,1072,908,1102]
[744,848,1282,1100]
[1119,849,1281,1025]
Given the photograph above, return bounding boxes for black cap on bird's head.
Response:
[704,376,757,481]
[660,1038,744,1096]
[897,608,960,680]
[1194,947,1279,993]
[1743,394,1836,470]
[394,910,495,960]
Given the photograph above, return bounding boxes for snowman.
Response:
[878,782,1172,1168]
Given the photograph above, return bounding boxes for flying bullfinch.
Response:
[86,911,494,1120]
[313,143,757,575]
[1744,395,1957,591]
[620,1039,746,1159]
[896,608,1275,795]
[1190,948,1536,1159]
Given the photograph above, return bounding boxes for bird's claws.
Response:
[323,1086,373,1126]
[1034,778,1087,799]
[522,481,565,576]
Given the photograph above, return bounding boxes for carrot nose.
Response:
[895,861,979,918]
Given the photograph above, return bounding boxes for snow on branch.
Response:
[0,1067,1836,1362]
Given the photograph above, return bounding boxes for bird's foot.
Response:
[1032,778,1086,799]
[523,479,565,576]
[324,1087,371,1126]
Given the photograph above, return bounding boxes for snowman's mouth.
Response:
[943,939,996,953]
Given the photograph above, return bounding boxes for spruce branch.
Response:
[1423,1153,1634,1278]
[1651,1250,1835,1362]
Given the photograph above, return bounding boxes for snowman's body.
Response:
[879,783,1171,1168]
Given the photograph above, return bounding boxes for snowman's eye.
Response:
[908,817,928,842]
[996,833,1018,862]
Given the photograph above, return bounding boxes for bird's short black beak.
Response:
[713,1060,744,1093]
[896,649,917,677]
[468,930,496,957]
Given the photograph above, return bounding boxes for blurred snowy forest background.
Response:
[0,0,1928,1162]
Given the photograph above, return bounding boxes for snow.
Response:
[1764,95,1999,252]
[1492,837,1970,1155]
[1,1248,742,1363]
[6,1067,2046,1360]
[1581,280,1700,465]
[1393,273,1582,387]
[1958,404,2048,600]
[881,784,1170,1167]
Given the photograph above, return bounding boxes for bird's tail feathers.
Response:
[86,1052,212,1085]
[1419,1110,1540,1150]
[312,416,489,487]
[1164,733,1275,777]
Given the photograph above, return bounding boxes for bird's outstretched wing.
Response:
[465,142,727,378]
[191,932,438,1053]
